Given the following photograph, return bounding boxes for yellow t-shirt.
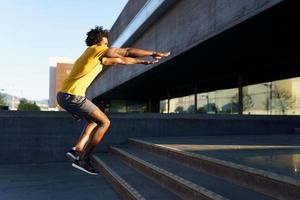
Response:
[60,44,109,96]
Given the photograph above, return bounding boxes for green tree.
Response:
[0,93,7,106]
[175,106,184,113]
[187,105,195,113]
[17,98,41,111]
[274,88,295,114]
[232,93,254,112]
[197,107,206,114]
[197,104,219,114]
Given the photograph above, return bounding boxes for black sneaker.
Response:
[66,149,80,162]
[72,159,99,175]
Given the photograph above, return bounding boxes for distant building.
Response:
[48,58,74,109]
[49,66,56,108]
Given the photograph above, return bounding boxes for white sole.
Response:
[66,152,76,162]
[72,163,99,175]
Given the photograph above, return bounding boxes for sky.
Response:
[0,0,128,100]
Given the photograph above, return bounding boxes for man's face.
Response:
[99,37,108,46]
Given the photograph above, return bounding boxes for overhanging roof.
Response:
[95,0,299,101]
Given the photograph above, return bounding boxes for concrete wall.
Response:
[0,111,83,164]
[1,111,300,164]
[87,0,282,99]
[108,0,148,43]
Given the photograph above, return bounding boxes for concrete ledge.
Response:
[1,111,300,163]
[0,111,83,164]
[0,110,70,117]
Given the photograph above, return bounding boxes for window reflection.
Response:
[160,77,300,115]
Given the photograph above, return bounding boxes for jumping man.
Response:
[56,26,170,175]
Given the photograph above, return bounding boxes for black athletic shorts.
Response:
[56,92,98,121]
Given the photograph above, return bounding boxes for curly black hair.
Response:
[85,26,109,46]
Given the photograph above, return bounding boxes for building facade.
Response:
[86,0,299,115]
[49,61,73,109]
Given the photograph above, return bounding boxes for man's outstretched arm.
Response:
[102,57,158,66]
[105,47,170,59]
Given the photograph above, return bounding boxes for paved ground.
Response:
[0,162,121,200]
[140,134,300,179]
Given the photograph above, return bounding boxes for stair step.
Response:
[92,153,181,200]
[113,145,275,200]
[91,155,145,200]
[128,138,300,200]
[110,146,228,200]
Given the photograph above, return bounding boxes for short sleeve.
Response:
[95,45,109,59]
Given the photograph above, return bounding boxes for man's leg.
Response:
[66,120,98,162]
[74,121,98,152]
[106,47,170,59]
[80,109,110,160]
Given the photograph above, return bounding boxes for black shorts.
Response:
[56,92,98,121]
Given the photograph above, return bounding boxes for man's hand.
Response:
[151,51,171,60]
[141,59,159,65]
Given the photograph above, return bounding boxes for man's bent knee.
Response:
[89,109,110,126]
[96,118,110,128]
[103,119,110,128]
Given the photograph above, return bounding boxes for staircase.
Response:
[91,137,300,200]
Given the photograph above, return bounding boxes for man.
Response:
[57,26,170,175]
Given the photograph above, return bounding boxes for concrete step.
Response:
[112,145,275,200]
[91,153,181,200]
[128,138,300,200]
[110,146,228,200]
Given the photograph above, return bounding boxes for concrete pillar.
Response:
[148,97,152,112]
[167,89,170,113]
[148,97,160,112]
[194,83,198,113]
[238,74,243,115]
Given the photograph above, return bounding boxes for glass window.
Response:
[215,88,239,114]
[109,100,127,113]
[273,78,299,115]
[126,100,147,113]
[169,94,195,113]
[243,82,271,115]
[160,100,168,113]
[196,89,239,114]
[197,92,216,114]
[243,78,300,115]
[159,77,300,115]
